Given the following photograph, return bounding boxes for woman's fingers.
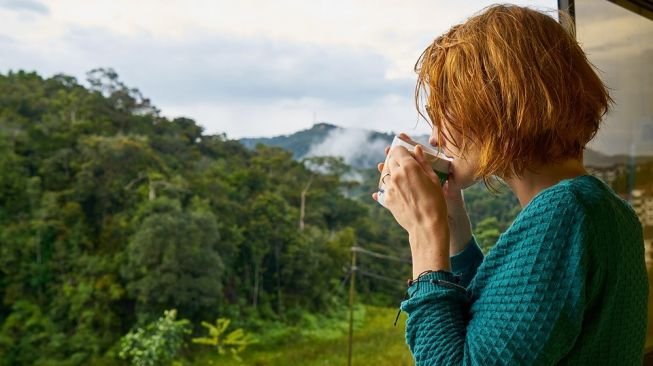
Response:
[414,145,439,182]
[377,162,384,173]
[398,132,417,144]
[384,146,390,156]
[386,147,404,172]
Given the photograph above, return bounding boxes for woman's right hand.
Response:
[379,133,473,257]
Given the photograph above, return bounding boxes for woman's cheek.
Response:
[452,161,475,188]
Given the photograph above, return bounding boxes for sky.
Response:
[0,0,558,139]
[574,0,653,156]
[0,0,650,156]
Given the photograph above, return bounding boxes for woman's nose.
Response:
[429,134,441,149]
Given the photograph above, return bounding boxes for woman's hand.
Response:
[392,133,472,257]
[374,133,473,259]
[372,143,451,276]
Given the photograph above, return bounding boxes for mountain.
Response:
[239,122,429,169]
[240,122,653,170]
[240,123,341,159]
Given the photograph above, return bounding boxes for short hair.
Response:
[415,4,612,192]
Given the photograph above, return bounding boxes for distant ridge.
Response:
[240,123,341,159]
[240,123,652,169]
[239,122,432,169]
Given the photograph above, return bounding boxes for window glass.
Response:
[575,0,653,350]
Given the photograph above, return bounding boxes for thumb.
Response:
[414,145,440,183]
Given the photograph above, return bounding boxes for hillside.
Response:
[240,122,341,158]
[0,70,415,365]
[240,123,429,169]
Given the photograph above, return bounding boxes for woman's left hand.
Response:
[373,144,452,275]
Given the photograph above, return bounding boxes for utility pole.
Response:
[299,176,313,231]
[348,247,357,366]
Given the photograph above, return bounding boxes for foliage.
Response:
[118,309,191,366]
[191,318,257,362]
[475,217,502,255]
[462,181,520,252]
[123,197,225,322]
[193,305,411,366]
[0,69,383,363]
[0,69,520,364]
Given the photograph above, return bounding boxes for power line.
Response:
[347,245,411,364]
[353,241,411,252]
[338,267,352,290]
[351,246,412,264]
[355,268,405,285]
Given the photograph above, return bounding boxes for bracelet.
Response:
[407,269,466,292]
[406,269,452,287]
[393,269,466,327]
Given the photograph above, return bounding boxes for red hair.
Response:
[415,4,612,191]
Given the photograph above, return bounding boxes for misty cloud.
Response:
[305,127,389,169]
[0,0,49,15]
[0,34,14,44]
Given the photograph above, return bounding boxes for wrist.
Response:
[450,235,473,256]
[408,222,450,277]
[408,219,448,246]
[412,257,451,279]
[445,195,466,216]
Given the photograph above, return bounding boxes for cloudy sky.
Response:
[0,0,559,139]
[0,0,650,156]
[574,0,653,156]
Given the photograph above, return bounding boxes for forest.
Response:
[0,69,520,365]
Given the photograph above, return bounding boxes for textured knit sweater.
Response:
[399,174,648,365]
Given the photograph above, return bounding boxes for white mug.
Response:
[377,135,452,208]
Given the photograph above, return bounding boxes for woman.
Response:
[373,4,648,365]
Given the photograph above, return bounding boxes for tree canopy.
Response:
[0,69,519,365]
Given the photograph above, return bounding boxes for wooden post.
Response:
[348,247,357,366]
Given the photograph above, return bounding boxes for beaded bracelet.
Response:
[393,269,466,327]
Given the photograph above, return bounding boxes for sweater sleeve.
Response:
[400,190,589,365]
[450,235,484,288]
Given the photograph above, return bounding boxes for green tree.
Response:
[123,197,225,322]
[0,69,526,364]
[119,309,190,366]
[242,192,296,317]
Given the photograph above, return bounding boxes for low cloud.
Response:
[305,127,389,169]
[0,0,49,15]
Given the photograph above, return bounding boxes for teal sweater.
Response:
[399,174,648,365]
